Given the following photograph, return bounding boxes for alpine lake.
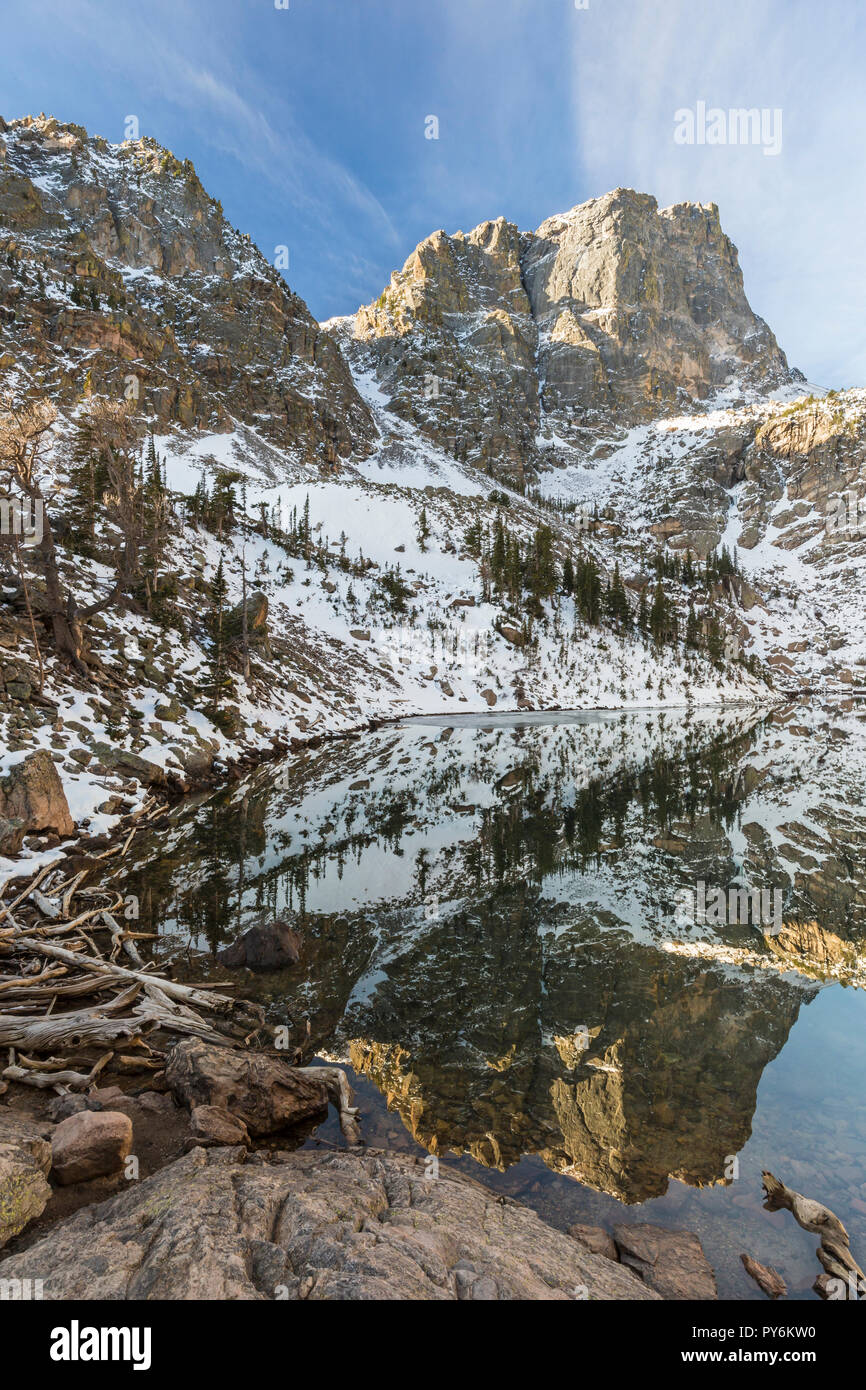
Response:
[110,703,866,1300]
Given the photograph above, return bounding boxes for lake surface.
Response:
[119,702,866,1299]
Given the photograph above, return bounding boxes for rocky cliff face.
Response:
[0,115,373,463]
[340,189,795,487]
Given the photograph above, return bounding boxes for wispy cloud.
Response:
[566,0,866,385]
[18,0,399,250]
[159,56,400,246]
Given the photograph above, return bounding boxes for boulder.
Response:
[226,592,269,650]
[613,1223,717,1300]
[0,1113,53,1248]
[189,1105,250,1147]
[50,1110,133,1186]
[90,743,166,788]
[164,1039,328,1137]
[0,1147,661,1300]
[217,919,301,973]
[0,750,74,851]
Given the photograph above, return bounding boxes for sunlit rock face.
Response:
[523,191,790,426]
[344,190,794,486]
[116,705,866,1204]
[0,115,374,462]
[347,217,539,488]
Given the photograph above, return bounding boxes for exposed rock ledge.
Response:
[0,1145,658,1301]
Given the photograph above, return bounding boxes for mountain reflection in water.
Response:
[119,703,866,1299]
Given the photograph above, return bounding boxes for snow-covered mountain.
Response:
[1,114,862,859]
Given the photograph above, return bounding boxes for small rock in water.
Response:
[568,1223,618,1261]
[613,1223,718,1300]
[217,919,301,972]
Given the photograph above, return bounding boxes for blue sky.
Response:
[2,0,864,385]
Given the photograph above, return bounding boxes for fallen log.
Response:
[30,889,61,920]
[0,998,144,1052]
[2,1051,113,1093]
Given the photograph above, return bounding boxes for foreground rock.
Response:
[0,750,74,853]
[0,1147,660,1300]
[0,1113,52,1247]
[613,1223,718,1300]
[568,1222,618,1261]
[165,1039,327,1137]
[51,1110,133,1186]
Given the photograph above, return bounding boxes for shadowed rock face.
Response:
[0,115,374,463]
[344,189,794,485]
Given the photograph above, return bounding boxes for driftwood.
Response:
[103,911,145,967]
[0,863,55,923]
[740,1252,787,1300]
[0,985,144,1051]
[2,1051,113,1093]
[0,972,115,1002]
[0,860,361,1147]
[30,889,61,919]
[762,1171,864,1299]
[296,1064,361,1144]
[9,938,253,1019]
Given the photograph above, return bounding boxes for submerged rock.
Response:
[0,1147,661,1300]
[613,1222,718,1300]
[217,919,301,972]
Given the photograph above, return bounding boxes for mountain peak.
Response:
[346,189,794,485]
